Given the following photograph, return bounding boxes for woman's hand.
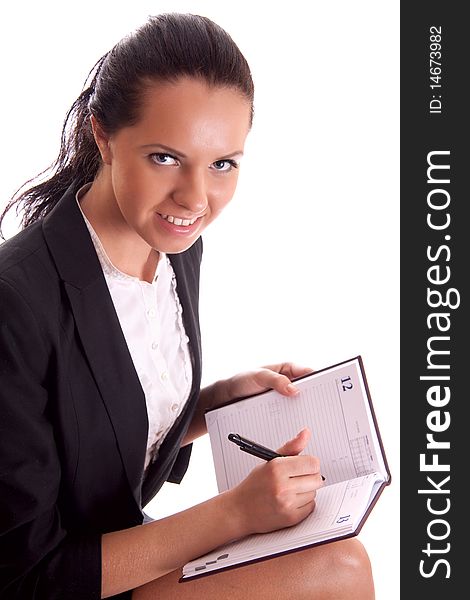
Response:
[226,428,324,537]
[223,362,314,405]
[183,363,313,446]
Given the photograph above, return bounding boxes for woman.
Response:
[0,13,375,599]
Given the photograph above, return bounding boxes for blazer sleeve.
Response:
[0,279,103,599]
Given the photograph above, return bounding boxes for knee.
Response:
[325,538,375,600]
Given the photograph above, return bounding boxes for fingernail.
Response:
[286,383,299,395]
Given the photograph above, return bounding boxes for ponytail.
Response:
[0,56,106,236]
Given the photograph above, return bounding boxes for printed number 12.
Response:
[341,376,353,391]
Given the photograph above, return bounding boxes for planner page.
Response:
[182,472,385,579]
[206,358,388,492]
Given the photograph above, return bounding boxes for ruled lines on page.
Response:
[206,359,383,492]
[182,472,384,578]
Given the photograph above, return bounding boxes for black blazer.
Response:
[0,183,203,599]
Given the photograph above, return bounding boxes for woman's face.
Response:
[95,77,252,254]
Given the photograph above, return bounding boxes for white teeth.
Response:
[160,214,197,226]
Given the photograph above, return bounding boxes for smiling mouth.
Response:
[159,213,198,226]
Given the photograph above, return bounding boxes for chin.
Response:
[156,237,200,255]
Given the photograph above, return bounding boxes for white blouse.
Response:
[76,185,193,470]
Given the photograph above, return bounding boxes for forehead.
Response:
[120,77,252,155]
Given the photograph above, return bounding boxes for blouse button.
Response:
[171,403,179,412]
[147,308,156,318]
[151,341,158,350]
[161,371,169,381]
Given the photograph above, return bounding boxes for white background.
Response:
[0,1,399,598]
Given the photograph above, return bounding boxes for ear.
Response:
[90,115,112,164]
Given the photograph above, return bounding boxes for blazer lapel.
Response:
[42,184,148,506]
[141,242,204,501]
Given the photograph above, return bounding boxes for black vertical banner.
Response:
[401,3,467,598]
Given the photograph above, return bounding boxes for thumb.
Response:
[276,427,311,456]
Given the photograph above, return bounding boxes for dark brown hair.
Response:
[1,13,254,235]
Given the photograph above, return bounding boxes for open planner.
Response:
[181,356,391,581]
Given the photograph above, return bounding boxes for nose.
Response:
[171,168,208,214]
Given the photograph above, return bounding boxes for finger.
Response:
[269,454,320,477]
[297,501,316,519]
[262,362,314,381]
[276,427,311,456]
[295,489,318,504]
[286,474,324,494]
[253,370,299,397]
[283,363,314,379]
[294,498,316,521]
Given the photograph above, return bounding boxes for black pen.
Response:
[228,433,282,461]
[228,433,326,480]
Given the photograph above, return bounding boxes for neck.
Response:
[79,170,159,283]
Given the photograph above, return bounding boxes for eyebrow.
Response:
[140,143,244,160]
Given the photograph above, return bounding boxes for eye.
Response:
[211,159,239,172]
[150,153,178,166]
